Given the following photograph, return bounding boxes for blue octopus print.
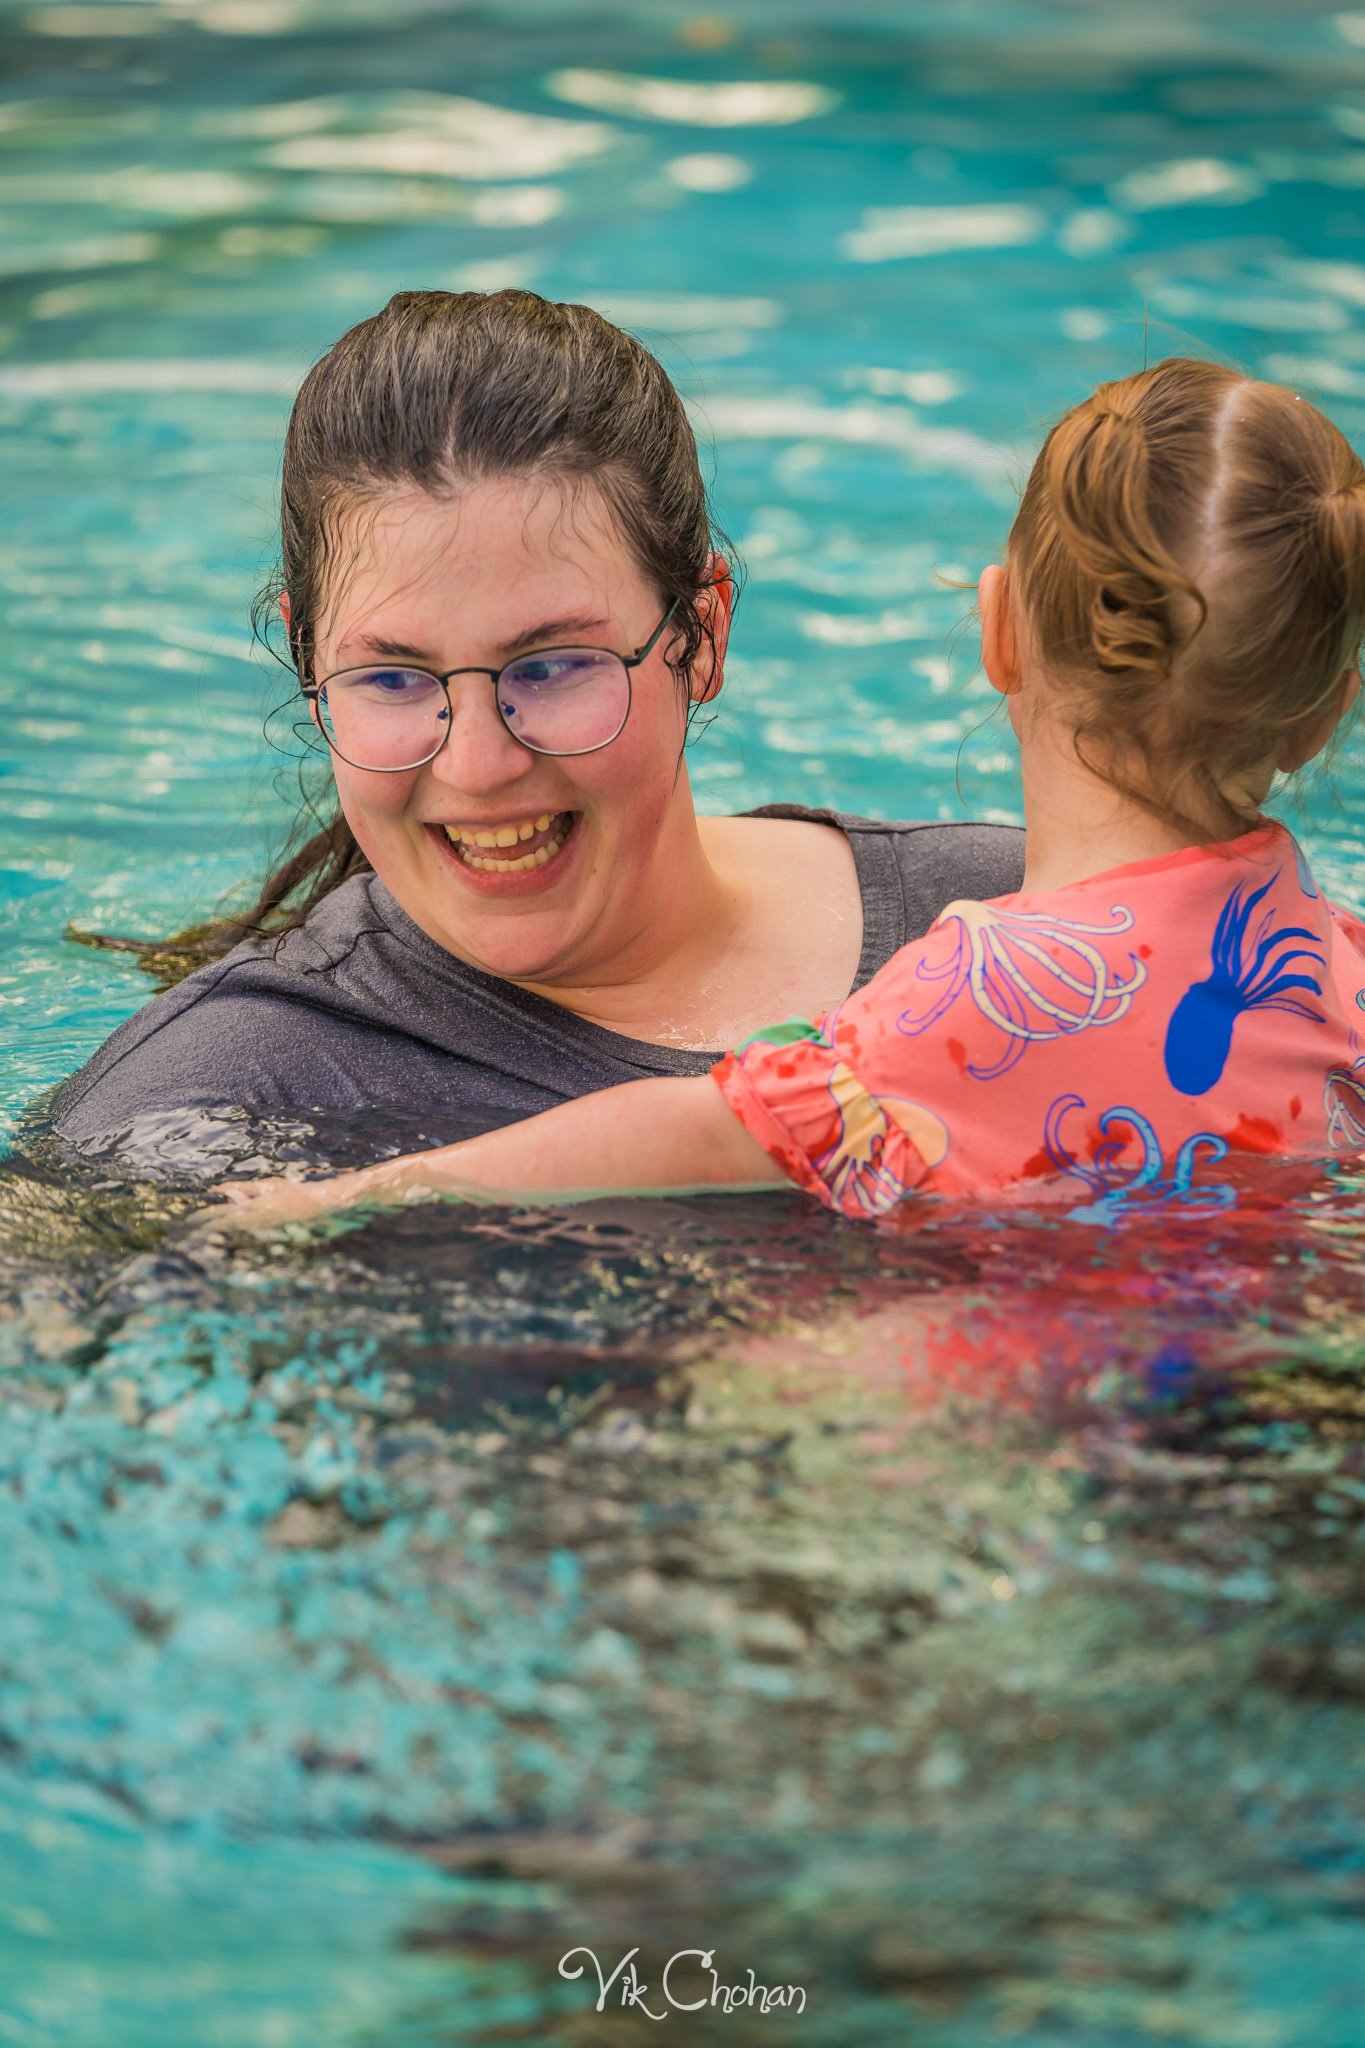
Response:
[895,899,1147,1082]
[1043,1093,1237,1225]
[1163,872,1326,1097]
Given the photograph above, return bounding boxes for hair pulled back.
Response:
[83,289,725,985]
[274,287,717,688]
[1007,355,1365,831]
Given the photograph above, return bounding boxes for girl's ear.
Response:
[979,564,1022,697]
[1277,664,1362,772]
[689,553,734,704]
[279,588,292,633]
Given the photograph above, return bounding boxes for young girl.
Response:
[221,357,1365,1225]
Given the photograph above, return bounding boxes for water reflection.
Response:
[545,68,838,126]
[4,1147,1365,2037]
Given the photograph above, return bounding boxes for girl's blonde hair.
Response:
[1006,356,1365,829]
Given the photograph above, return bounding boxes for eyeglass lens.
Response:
[317,648,631,768]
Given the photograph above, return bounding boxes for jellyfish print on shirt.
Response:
[813,1060,951,1218]
[1325,1000,1365,1151]
[1326,1059,1365,1149]
[1290,835,1321,901]
[1164,871,1326,1097]
[731,1015,949,1219]
[895,900,1147,1081]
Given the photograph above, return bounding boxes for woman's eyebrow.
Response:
[498,614,609,652]
[336,633,433,664]
[335,616,612,666]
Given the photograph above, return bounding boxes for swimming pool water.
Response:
[4,2,1365,2042]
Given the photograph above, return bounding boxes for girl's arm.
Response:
[216,1075,787,1218]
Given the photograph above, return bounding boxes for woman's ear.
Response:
[1277,664,1363,772]
[279,588,323,732]
[978,564,1021,698]
[689,553,734,704]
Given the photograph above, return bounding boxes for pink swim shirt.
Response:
[713,822,1365,1221]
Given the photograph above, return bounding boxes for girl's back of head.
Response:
[1006,356,1365,829]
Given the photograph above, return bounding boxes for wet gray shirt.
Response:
[47,807,1024,1174]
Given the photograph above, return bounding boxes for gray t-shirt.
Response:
[46,807,1024,1175]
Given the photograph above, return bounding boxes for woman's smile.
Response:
[425,808,582,892]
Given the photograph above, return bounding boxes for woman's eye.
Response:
[510,652,594,685]
[356,668,433,696]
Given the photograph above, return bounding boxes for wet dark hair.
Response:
[73,288,730,987]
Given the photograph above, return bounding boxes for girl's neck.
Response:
[1016,719,1265,896]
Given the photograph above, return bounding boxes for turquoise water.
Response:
[5,2,1365,2041]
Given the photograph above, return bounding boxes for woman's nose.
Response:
[426,674,537,797]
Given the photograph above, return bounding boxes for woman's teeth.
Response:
[442,812,570,872]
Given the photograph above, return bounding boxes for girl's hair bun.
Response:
[1316,473,1365,622]
[1039,394,1203,685]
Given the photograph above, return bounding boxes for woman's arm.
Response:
[217,1075,787,1218]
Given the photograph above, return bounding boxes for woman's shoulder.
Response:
[733,802,1027,952]
[67,868,397,1045]
[738,801,1024,863]
[46,873,428,1152]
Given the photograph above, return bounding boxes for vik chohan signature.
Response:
[559,1946,808,2019]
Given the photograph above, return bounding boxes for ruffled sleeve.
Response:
[711,1013,945,1220]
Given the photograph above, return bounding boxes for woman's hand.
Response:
[213,1164,386,1220]
[211,1154,473,1221]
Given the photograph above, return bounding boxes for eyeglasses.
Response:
[300,602,679,771]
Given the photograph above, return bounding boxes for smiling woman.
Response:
[47,289,1025,1175]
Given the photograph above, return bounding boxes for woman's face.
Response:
[306,475,722,988]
